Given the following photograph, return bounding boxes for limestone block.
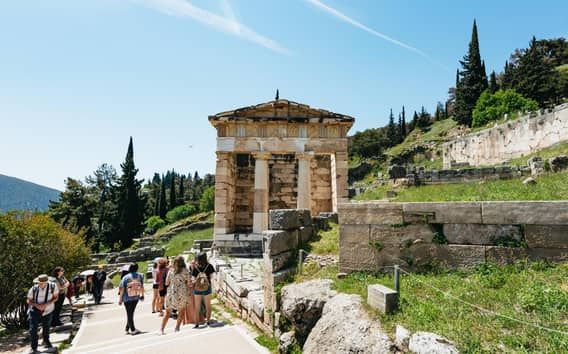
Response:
[263,230,298,256]
[370,224,435,248]
[339,202,404,225]
[248,290,265,319]
[367,284,398,314]
[264,250,294,273]
[402,244,486,269]
[485,246,528,265]
[482,201,568,224]
[297,209,312,226]
[443,224,522,245]
[527,248,568,262]
[269,209,300,230]
[298,226,314,244]
[403,202,482,224]
[340,224,370,244]
[339,243,378,273]
[525,225,568,248]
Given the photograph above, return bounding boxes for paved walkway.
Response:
[65,287,268,354]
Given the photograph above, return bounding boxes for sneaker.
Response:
[193,323,199,329]
[131,329,141,335]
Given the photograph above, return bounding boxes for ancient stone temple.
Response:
[209,98,354,255]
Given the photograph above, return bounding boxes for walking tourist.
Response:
[50,266,69,327]
[118,263,145,335]
[93,265,107,305]
[27,274,59,354]
[191,252,215,328]
[151,261,159,313]
[160,256,191,334]
[156,258,169,316]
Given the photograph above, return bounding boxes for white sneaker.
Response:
[131,329,141,335]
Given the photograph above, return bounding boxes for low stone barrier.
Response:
[339,201,568,273]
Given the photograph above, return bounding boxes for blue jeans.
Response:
[29,308,52,350]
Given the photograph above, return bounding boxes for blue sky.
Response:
[1,0,566,190]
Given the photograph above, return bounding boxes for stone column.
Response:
[296,152,313,211]
[214,152,235,235]
[331,151,349,212]
[253,152,270,233]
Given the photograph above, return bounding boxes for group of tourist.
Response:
[118,252,215,335]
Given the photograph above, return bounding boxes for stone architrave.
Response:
[253,152,270,234]
[296,152,313,210]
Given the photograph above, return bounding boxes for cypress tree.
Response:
[386,109,397,145]
[488,71,499,93]
[397,113,403,144]
[481,60,488,90]
[113,137,146,249]
[454,20,487,127]
[158,176,167,219]
[401,106,407,139]
[169,170,177,209]
[178,175,185,204]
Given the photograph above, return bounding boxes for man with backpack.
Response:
[27,274,59,354]
[118,263,145,335]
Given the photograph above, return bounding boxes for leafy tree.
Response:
[166,204,198,223]
[199,186,215,212]
[416,106,432,129]
[85,164,118,251]
[144,215,166,234]
[0,212,90,329]
[472,89,539,127]
[455,20,487,126]
[111,137,146,249]
[434,102,446,121]
[349,127,388,158]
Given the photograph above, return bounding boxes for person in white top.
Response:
[27,274,59,354]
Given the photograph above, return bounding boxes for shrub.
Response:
[199,186,215,212]
[144,215,166,234]
[165,204,197,224]
[0,212,90,329]
[472,89,539,127]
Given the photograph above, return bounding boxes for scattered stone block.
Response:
[523,177,537,185]
[278,331,297,354]
[395,325,411,349]
[408,332,459,354]
[262,230,298,256]
[367,284,398,314]
[269,209,300,230]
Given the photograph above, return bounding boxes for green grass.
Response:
[296,261,568,353]
[386,119,458,158]
[255,335,279,353]
[304,223,339,255]
[508,141,568,166]
[154,211,213,237]
[355,170,568,202]
[161,227,213,257]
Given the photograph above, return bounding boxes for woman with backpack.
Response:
[191,252,215,328]
[118,263,145,335]
[160,256,191,334]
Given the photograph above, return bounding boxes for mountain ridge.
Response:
[0,174,61,212]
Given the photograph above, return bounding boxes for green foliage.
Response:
[368,240,384,252]
[472,89,539,127]
[165,204,197,223]
[199,186,215,212]
[508,141,568,166]
[349,127,388,159]
[356,170,568,202]
[0,212,90,329]
[432,232,448,245]
[144,215,166,234]
[162,227,213,257]
[255,335,279,353]
[517,282,568,314]
[305,223,339,255]
[158,177,167,219]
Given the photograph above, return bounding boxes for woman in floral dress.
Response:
[160,256,190,334]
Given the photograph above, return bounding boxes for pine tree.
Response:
[113,137,146,249]
[401,106,407,139]
[454,20,487,127]
[481,60,488,90]
[169,170,177,209]
[178,175,185,205]
[386,109,397,146]
[501,61,512,89]
[488,71,499,93]
[158,176,167,219]
[397,113,403,144]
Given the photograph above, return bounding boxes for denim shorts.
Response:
[193,287,212,296]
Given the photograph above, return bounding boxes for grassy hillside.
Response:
[355,170,568,202]
[0,174,60,212]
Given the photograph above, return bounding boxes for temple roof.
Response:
[209,99,355,124]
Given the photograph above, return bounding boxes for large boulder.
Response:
[280,279,336,341]
[548,155,568,172]
[303,294,394,354]
[408,332,459,354]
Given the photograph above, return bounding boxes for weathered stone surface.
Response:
[370,224,435,248]
[340,224,370,244]
[485,246,528,265]
[525,225,568,248]
[368,284,398,314]
[263,230,298,256]
[303,294,394,354]
[280,279,337,340]
[443,224,521,245]
[482,201,568,225]
[395,325,411,349]
[527,248,568,262]
[297,209,312,227]
[548,155,568,172]
[298,226,314,244]
[264,250,294,273]
[339,202,404,225]
[408,332,459,354]
[270,209,300,230]
[522,177,537,185]
[402,244,485,269]
[278,331,297,354]
[403,202,482,224]
[528,156,545,176]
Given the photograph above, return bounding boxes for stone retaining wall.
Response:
[443,104,568,168]
[339,201,568,273]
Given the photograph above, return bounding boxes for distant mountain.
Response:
[0,174,60,212]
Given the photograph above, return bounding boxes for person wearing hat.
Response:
[27,274,59,354]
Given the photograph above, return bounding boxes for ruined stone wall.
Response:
[339,201,568,273]
[269,154,298,210]
[234,154,255,232]
[443,104,568,168]
[311,155,332,216]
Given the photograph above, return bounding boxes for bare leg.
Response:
[204,294,212,322]
[152,289,159,312]
[176,307,186,330]
[161,309,170,334]
[193,295,202,327]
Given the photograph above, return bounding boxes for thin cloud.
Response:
[134,0,289,54]
[306,0,449,71]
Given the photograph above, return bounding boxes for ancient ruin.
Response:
[209,98,354,255]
